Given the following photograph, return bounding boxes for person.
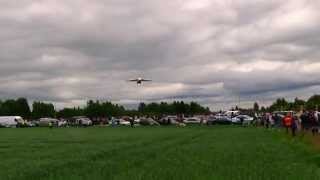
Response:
[283,113,293,134]
[253,113,259,127]
[310,111,319,136]
[129,118,134,128]
[111,117,115,127]
[300,111,309,134]
[265,113,270,129]
[291,116,298,136]
[240,116,244,126]
[315,111,319,122]
[273,113,281,128]
[313,111,319,135]
[269,114,275,128]
[49,121,53,129]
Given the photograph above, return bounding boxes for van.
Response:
[0,116,24,128]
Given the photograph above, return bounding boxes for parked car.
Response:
[0,116,24,128]
[231,115,254,124]
[75,117,92,126]
[139,118,160,126]
[207,115,232,125]
[134,118,140,124]
[58,120,68,127]
[25,121,37,127]
[118,119,131,126]
[159,116,179,125]
[224,110,240,117]
[39,118,59,127]
[69,116,92,127]
[183,117,201,124]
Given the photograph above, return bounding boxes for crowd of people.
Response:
[260,111,320,136]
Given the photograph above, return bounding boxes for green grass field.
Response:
[0,126,320,180]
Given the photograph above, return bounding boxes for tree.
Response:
[0,98,31,118]
[269,98,289,111]
[57,107,84,118]
[292,97,305,111]
[32,101,55,119]
[138,102,146,113]
[0,98,210,118]
[306,95,320,110]
[253,102,259,112]
[0,100,2,115]
[85,100,100,118]
[1,99,18,116]
[16,98,31,119]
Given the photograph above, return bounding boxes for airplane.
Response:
[128,77,152,85]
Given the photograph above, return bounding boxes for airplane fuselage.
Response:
[128,77,151,85]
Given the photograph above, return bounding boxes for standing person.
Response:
[291,116,298,136]
[254,113,259,127]
[265,113,270,129]
[269,114,275,129]
[129,118,134,128]
[313,111,319,135]
[300,111,309,134]
[311,111,319,136]
[274,113,282,128]
[283,113,293,134]
[49,121,53,129]
[111,117,115,127]
[240,116,244,126]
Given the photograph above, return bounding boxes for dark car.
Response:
[207,115,232,125]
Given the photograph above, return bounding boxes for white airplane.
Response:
[128,77,152,85]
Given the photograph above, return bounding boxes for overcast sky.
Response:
[1,0,320,110]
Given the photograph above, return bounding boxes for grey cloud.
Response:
[0,0,320,110]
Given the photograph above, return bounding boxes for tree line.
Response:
[0,98,210,119]
[0,98,56,119]
[252,95,320,112]
[1,94,320,119]
[138,101,210,116]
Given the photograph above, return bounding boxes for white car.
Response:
[231,115,254,124]
[39,118,59,127]
[225,111,240,117]
[76,118,92,126]
[139,118,160,126]
[160,116,179,125]
[119,119,131,126]
[58,120,68,127]
[134,119,140,123]
[183,117,201,124]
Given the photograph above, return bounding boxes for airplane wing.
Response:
[128,79,138,81]
[141,79,152,81]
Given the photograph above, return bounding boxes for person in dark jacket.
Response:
[291,116,298,137]
[129,118,134,128]
[310,111,319,136]
[300,111,309,133]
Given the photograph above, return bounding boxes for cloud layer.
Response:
[1,0,320,110]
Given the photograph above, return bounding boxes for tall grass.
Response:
[0,126,319,180]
